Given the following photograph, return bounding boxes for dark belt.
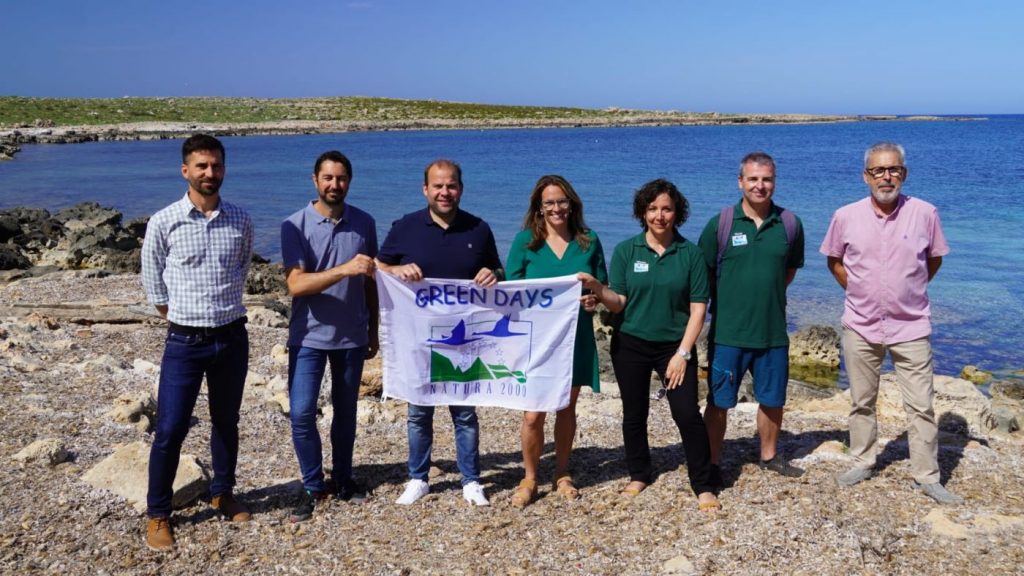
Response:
[168,316,246,336]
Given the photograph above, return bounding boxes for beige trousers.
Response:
[842,328,939,484]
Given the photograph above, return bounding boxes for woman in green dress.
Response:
[505,175,607,508]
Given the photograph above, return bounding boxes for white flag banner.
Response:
[377,271,581,412]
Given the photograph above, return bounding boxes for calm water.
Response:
[2,117,1022,379]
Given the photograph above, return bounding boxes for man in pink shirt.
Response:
[820,142,961,505]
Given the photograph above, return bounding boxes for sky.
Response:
[1,0,1020,114]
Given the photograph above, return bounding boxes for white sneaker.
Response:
[395,479,429,505]
[462,482,489,506]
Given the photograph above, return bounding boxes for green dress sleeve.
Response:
[608,238,629,295]
[591,232,609,284]
[505,230,532,280]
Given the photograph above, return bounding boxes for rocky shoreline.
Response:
[0,112,974,162]
[2,204,1023,574]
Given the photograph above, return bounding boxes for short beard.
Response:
[194,183,221,197]
[872,188,899,206]
[319,192,345,207]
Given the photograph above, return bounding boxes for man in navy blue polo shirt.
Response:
[376,159,503,507]
[281,150,378,522]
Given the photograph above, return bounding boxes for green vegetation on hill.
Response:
[0,96,723,127]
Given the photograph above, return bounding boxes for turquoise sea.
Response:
[1,117,1022,380]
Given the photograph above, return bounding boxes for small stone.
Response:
[266,392,290,415]
[595,399,622,417]
[812,440,847,456]
[132,358,159,374]
[246,371,269,387]
[356,402,377,425]
[107,392,155,424]
[77,354,128,374]
[380,403,401,423]
[663,553,696,574]
[268,375,288,393]
[11,355,43,373]
[271,343,289,365]
[134,415,151,434]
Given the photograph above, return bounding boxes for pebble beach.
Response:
[2,269,1023,575]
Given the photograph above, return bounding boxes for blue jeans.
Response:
[288,345,366,493]
[147,322,248,518]
[407,404,480,485]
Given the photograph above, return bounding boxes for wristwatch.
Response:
[675,348,692,361]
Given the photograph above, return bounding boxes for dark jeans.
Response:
[611,330,714,495]
[147,322,248,517]
[288,345,366,493]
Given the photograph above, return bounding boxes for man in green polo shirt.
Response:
[698,151,806,480]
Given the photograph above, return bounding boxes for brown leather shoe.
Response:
[211,493,251,522]
[145,517,174,551]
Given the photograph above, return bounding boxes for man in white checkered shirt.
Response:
[140,134,254,552]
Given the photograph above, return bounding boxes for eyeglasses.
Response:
[865,166,906,179]
[541,198,571,209]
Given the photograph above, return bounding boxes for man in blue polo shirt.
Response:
[281,150,378,522]
[376,159,503,507]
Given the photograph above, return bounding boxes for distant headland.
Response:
[0,96,984,160]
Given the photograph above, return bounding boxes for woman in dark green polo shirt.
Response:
[580,179,720,513]
[506,175,607,508]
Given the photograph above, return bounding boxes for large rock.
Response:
[988,379,1024,434]
[793,374,992,434]
[0,203,148,276]
[991,379,1024,402]
[0,214,21,242]
[788,325,841,385]
[0,244,32,270]
[86,248,141,273]
[246,260,286,295]
[52,202,122,230]
[0,207,60,246]
[960,365,993,385]
[12,438,69,466]
[81,441,208,513]
[123,216,149,240]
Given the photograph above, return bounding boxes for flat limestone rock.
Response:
[793,374,991,434]
[924,508,1024,539]
[81,441,208,513]
[924,508,969,539]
